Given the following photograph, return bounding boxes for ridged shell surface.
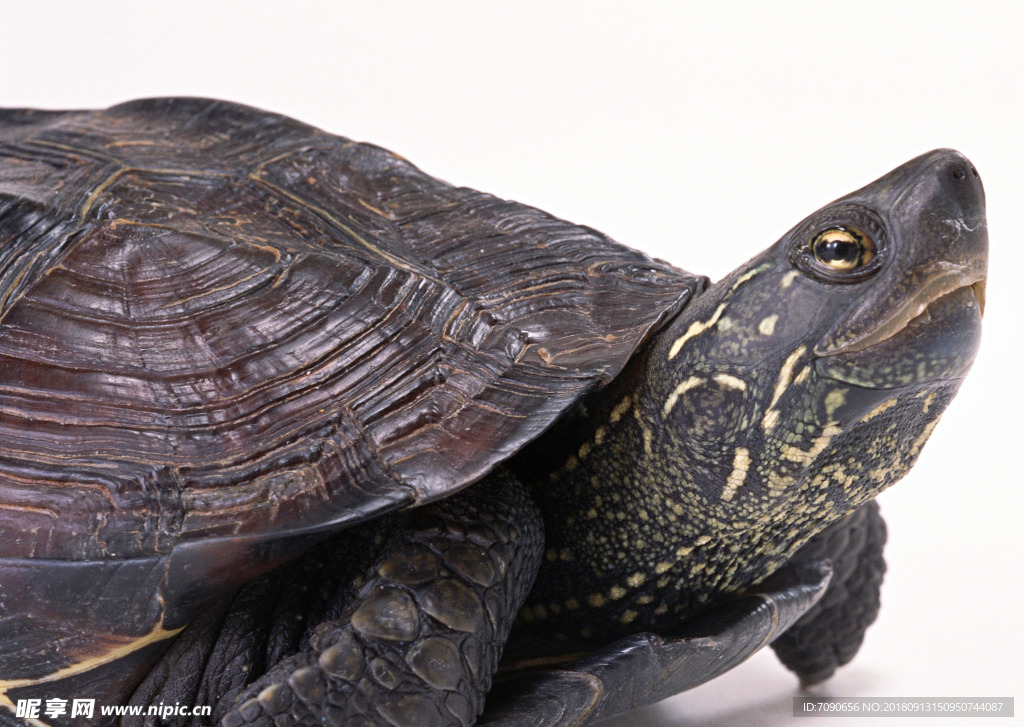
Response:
[0,98,700,561]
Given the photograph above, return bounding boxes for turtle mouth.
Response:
[813,277,984,391]
[971,279,987,315]
[820,268,986,357]
[895,279,985,335]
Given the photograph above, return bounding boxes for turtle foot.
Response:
[771,502,887,685]
[480,559,831,727]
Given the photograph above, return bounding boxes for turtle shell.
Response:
[0,98,701,566]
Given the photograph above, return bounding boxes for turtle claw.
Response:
[478,560,831,727]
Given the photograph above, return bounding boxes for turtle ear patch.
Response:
[661,373,750,444]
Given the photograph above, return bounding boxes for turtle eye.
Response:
[810,227,875,271]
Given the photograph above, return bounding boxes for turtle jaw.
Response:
[813,281,984,392]
[819,262,986,358]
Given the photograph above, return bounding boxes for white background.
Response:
[2,2,1021,725]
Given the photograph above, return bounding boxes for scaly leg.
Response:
[129,469,543,726]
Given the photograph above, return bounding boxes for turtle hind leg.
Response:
[126,522,386,725]
[770,501,887,686]
[218,468,543,727]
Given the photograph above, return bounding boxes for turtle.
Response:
[0,98,986,727]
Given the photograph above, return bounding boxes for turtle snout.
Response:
[935,153,988,316]
[937,152,986,231]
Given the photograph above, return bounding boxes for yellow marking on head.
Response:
[637,594,654,605]
[587,593,606,608]
[762,346,807,431]
[675,544,694,557]
[762,408,780,430]
[825,389,847,420]
[620,610,638,625]
[662,376,704,417]
[609,586,627,600]
[668,303,727,360]
[609,394,634,423]
[586,508,598,519]
[781,270,799,288]
[532,604,549,619]
[912,416,941,453]
[713,373,747,391]
[578,441,591,459]
[627,572,646,587]
[559,548,573,562]
[721,447,750,502]
[772,346,807,407]
[655,561,673,575]
[634,407,654,455]
[731,266,765,291]
[758,314,779,336]
[781,424,842,464]
[922,391,937,414]
[863,397,898,421]
[694,535,712,546]
[565,597,580,611]
[654,603,669,615]
[593,426,608,446]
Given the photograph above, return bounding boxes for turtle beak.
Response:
[971,279,986,316]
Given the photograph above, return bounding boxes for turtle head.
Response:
[520,151,986,637]
[642,149,987,582]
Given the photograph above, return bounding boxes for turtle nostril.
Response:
[971,165,979,178]
[951,166,966,181]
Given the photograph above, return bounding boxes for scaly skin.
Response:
[125,471,543,727]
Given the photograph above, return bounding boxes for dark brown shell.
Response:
[0,98,701,564]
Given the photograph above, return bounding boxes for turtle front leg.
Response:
[770,501,887,685]
[134,469,544,727]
